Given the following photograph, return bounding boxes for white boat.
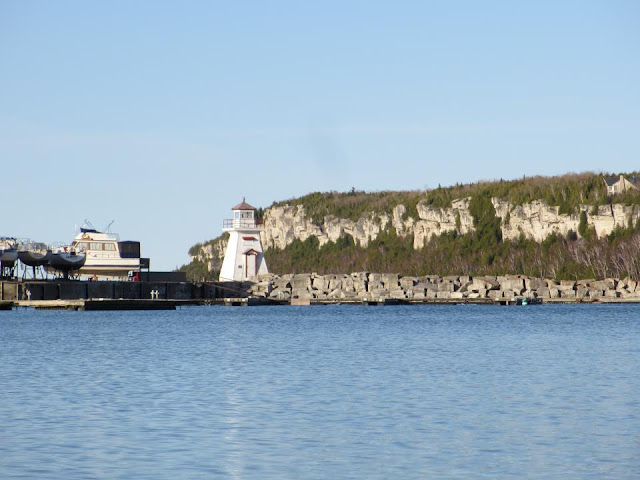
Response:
[69,222,141,278]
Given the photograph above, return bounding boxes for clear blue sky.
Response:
[2,1,639,270]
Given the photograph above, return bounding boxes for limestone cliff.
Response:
[494,200,639,241]
[261,204,391,249]
[260,199,639,250]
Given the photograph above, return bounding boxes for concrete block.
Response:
[390,289,406,299]
[381,274,400,288]
[368,273,382,283]
[525,277,545,291]
[291,275,312,290]
[482,277,501,290]
[416,282,438,291]
[369,288,389,299]
[312,276,329,290]
[270,288,291,299]
[443,275,460,285]
[576,287,589,299]
[353,281,368,293]
[400,277,417,289]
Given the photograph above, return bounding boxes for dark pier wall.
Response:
[0,281,251,301]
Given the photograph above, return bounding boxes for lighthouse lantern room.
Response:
[219,198,269,282]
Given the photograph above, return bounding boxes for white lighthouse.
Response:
[219,198,269,281]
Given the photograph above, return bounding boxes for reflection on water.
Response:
[1,305,639,479]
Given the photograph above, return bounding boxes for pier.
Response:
[0,279,252,311]
[1,277,639,311]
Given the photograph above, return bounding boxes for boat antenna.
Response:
[82,219,95,230]
[104,220,115,233]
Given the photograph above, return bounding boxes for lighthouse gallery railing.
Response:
[223,219,263,229]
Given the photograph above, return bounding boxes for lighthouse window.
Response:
[234,211,240,219]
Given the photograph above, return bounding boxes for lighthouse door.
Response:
[243,250,258,279]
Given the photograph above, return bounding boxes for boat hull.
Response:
[18,250,51,267]
[48,252,86,272]
[0,249,18,268]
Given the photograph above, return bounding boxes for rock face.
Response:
[260,199,640,250]
[261,205,391,249]
[250,272,640,302]
[493,200,639,241]
[399,198,475,249]
[189,236,227,272]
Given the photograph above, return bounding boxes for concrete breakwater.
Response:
[2,275,639,308]
[250,273,640,303]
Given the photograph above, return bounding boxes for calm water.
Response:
[1,304,639,479]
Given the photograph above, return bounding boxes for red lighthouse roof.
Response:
[232,197,256,211]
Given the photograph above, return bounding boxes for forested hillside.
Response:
[181,172,640,281]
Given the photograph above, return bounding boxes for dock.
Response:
[14,299,180,311]
[0,301,13,310]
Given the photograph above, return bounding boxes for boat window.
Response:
[104,243,116,251]
[90,242,103,250]
[77,242,89,250]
